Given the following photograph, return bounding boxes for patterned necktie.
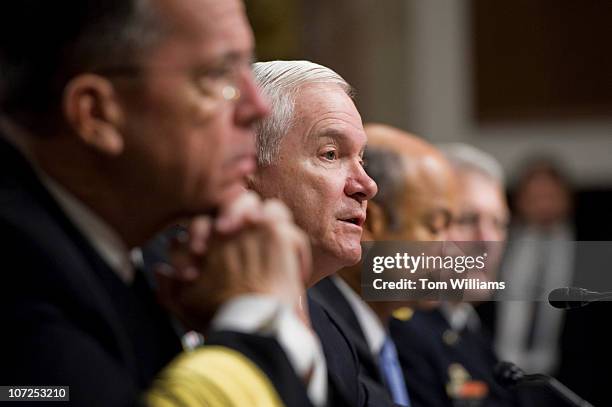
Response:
[378,336,411,406]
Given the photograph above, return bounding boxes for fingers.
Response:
[240,230,264,284]
[261,198,293,223]
[264,221,312,298]
[188,216,212,255]
[214,191,294,235]
[287,224,312,287]
[295,229,312,286]
[168,236,200,282]
[165,217,212,282]
[215,191,264,234]
[268,222,310,274]
[162,194,312,329]
[164,194,294,284]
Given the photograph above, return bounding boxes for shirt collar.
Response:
[331,275,387,355]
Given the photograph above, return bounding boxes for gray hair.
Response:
[438,143,505,186]
[252,60,353,166]
[0,0,164,127]
[73,0,165,71]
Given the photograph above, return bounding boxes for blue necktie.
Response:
[379,336,411,406]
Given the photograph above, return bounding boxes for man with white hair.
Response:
[251,60,376,281]
[441,143,508,243]
[248,60,399,407]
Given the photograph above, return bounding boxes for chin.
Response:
[338,244,363,267]
[214,183,248,207]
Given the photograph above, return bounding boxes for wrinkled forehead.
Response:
[293,83,367,150]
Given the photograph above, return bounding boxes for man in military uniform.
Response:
[389,143,515,407]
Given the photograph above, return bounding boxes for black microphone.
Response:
[548,287,612,309]
[495,361,594,407]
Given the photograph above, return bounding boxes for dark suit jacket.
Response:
[0,137,310,407]
[309,287,395,407]
[0,137,183,405]
[206,331,313,407]
[310,277,386,387]
[390,308,517,407]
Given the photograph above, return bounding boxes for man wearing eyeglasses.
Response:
[0,1,313,406]
[388,143,515,407]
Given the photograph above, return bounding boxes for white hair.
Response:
[252,60,353,166]
[438,143,505,186]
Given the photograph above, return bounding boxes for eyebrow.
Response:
[316,128,366,156]
[222,50,255,64]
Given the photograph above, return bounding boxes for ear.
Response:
[364,200,388,240]
[62,74,125,156]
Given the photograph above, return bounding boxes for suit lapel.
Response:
[308,295,363,407]
[310,278,384,384]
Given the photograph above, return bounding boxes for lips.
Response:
[338,212,365,227]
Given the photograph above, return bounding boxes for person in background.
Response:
[389,143,516,407]
[494,158,590,406]
[495,159,574,377]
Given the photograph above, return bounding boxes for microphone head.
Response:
[494,361,525,387]
[548,287,590,309]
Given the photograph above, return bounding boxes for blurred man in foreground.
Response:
[0,1,314,405]
[311,124,457,406]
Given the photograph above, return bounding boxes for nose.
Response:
[344,160,378,203]
[235,68,270,126]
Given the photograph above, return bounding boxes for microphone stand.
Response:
[520,374,594,407]
[548,287,612,310]
[495,362,594,407]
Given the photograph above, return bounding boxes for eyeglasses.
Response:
[94,59,250,103]
[453,213,509,233]
[424,209,454,235]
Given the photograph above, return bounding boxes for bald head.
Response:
[364,124,456,241]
